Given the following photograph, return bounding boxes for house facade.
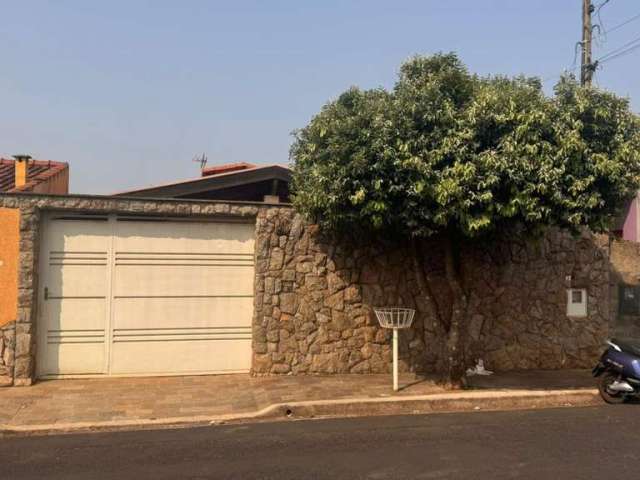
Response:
[621,193,640,242]
[0,191,621,386]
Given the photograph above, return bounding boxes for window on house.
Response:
[567,288,587,317]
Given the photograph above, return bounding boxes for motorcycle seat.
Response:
[611,338,640,357]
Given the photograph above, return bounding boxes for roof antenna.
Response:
[192,153,208,170]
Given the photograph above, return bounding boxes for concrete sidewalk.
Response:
[0,370,599,435]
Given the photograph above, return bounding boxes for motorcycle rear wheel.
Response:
[598,373,628,405]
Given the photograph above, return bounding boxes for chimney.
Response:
[12,154,31,189]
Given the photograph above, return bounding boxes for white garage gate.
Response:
[37,212,255,378]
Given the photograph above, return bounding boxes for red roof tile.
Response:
[0,158,69,193]
[201,162,256,177]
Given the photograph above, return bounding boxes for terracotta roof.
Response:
[201,162,256,177]
[0,158,69,193]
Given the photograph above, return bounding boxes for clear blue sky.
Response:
[1,1,639,194]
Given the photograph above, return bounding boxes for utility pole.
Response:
[581,0,595,86]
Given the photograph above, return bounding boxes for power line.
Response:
[604,11,640,35]
[572,42,581,70]
[561,2,640,85]
[599,41,640,64]
[595,0,611,38]
[577,2,640,80]
[592,68,600,88]
[597,33,640,62]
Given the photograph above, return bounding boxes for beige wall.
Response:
[0,208,19,327]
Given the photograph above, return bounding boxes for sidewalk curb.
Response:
[0,389,601,437]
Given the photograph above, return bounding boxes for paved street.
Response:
[2,405,639,479]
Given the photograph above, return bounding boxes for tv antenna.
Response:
[192,153,208,170]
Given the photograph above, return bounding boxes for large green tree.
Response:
[291,53,640,384]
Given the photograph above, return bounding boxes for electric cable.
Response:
[603,11,640,35]
[596,33,640,62]
[598,41,640,64]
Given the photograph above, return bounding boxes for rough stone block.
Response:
[269,248,285,270]
[13,357,33,379]
[0,375,14,387]
[324,291,344,311]
[15,333,32,357]
[279,293,297,314]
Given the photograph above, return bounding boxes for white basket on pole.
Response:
[374,307,415,392]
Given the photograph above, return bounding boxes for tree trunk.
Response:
[410,237,444,330]
[410,235,470,387]
[410,237,449,372]
[443,235,469,388]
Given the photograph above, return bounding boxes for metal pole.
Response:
[393,328,398,392]
[581,0,594,86]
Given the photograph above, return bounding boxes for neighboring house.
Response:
[620,193,639,242]
[0,155,69,194]
[118,162,291,203]
[0,155,68,381]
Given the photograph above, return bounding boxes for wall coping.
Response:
[0,191,294,209]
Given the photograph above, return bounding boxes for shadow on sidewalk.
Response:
[467,369,594,391]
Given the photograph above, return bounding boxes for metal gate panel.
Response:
[109,218,254,374]
[38,214,254,377]
[37,215,111,376]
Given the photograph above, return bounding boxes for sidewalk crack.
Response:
[8,400,34,425]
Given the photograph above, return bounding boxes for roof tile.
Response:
[201,162,257,177]
[0,158,69,193]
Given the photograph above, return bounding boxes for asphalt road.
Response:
[2,405,639,479]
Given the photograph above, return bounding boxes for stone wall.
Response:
[13,205,39,385]
[0,323,15,386]
[253,208,612,374]
[461,230,610,370]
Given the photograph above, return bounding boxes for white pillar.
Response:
[393,328,399,392]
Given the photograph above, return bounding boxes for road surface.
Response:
[2,405,638,479]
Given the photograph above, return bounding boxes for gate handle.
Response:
[44,287,49,300]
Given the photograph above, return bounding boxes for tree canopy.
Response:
[291,53,640,240]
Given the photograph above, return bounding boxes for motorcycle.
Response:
[593,338,640,404]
